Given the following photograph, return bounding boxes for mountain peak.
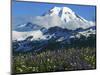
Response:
[51,6,73,13]
[49,6,74,15]
[15,22,42,32]
[47,6,76,22]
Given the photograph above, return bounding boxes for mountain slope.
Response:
[12,6,96,52]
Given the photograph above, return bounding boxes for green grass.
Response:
[12,47,96,74]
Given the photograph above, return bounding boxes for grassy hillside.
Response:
[12,47,96,74]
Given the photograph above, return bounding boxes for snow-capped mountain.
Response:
[70,26,96,39]
[46,6,78,22]
[12,6,96,52]
[32,6,95,30]
[12,22,48,41]
[14,22,42,31]
[12,30,47,41]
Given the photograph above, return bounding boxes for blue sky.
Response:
[12,1,96,21]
